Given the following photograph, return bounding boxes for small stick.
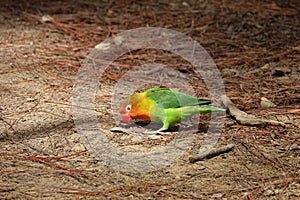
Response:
[189,144,235,163]
[221,95,285,126]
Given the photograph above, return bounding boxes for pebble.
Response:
[182,2,189,7]
[261,63,271,71]
[260,97,276,107]
[263,188,275,196]
[211,193,224,199]
[41,15,51,22]
[198,165,206,170]
[222,68,238,76]
[225,121,235,127]
[289,144,300,151]
[71,143,85,152]
[272,67,291,76]
[33,74,39,79]
[26,98,36,102]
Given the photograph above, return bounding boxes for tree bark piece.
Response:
[221,95,285,126]
[189,144,235,163]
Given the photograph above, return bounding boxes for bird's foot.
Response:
[143,127,170,135]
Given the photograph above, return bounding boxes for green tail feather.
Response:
[180,105,225,119]
[197,105,226,114]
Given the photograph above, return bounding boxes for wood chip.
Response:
[221,95,285,126]
[189,144,235,163]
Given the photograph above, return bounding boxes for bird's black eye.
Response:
[126,105,131,111]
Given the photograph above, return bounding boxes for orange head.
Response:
[119,92,153,124]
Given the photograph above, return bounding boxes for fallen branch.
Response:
[25,156,88,179]
[221,95,285,126]
[0,185,15,192]
[189,144,235,163]
[218,2,297,16]
[288,109,300,114]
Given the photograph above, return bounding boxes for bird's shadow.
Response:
[124,120,209,133]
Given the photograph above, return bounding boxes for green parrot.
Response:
[119,88,225,134]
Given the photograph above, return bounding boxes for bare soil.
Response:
[0,0,299,199]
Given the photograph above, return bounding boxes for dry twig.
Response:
[189,144,235,163]
[221,95,285,126]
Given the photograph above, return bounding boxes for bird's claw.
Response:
[143,127,170,135]
[143,130,162,135]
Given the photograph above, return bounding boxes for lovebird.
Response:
[119,88,225,134]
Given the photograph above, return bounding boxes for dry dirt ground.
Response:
[0,0,300,199]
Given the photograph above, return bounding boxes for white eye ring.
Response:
[126,105,131,111]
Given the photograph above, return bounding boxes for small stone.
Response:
[222,68,238,76]
[211,193,224,199]
[33,74,39,79]
[112,65,120,70]
[41,15,52,23]
[272,67,291,76]
[289,144,300,151]
[225,121,235,127]
[185,171,195,176]
[72,47,80,52]
[182,2,189,7]
[263,189,274,196]
[95,42,110,50]
[291,46,300,52]
[198,165,206,170]
[71,143,85,152]
[107,9,114,16]
[260,97,276,107]
[261,63,271,72]
[26,98,36,102]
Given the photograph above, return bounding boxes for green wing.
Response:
[145,88,211,109]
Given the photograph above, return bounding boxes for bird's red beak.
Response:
[120,107,132,124]
[121,114,132,124]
